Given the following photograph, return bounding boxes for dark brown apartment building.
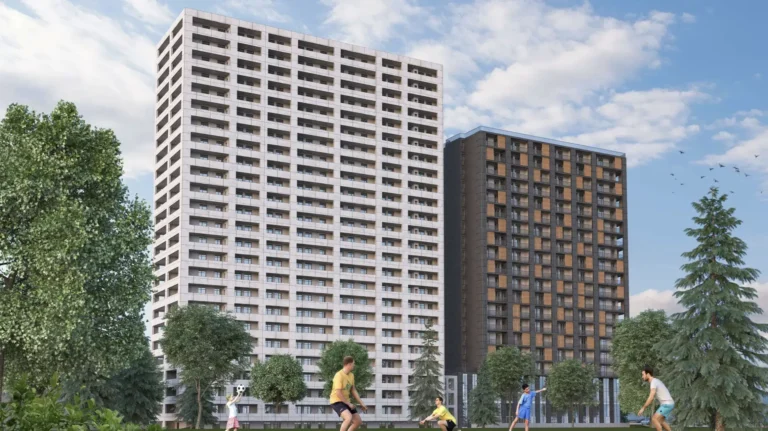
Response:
[444,127,628,425]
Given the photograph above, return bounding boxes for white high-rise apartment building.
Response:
[151,9,444,428]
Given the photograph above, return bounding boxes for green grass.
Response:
[179,428,720,431]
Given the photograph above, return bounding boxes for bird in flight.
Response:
[756,155,760,158]
[719,163,726,168]
[679,150,685,154]
[714,179,720,183]
[700,176,706,179]
[670,173,675,176]
[709,167,715,171]
[680,183,685,186]
[745,173,751,177]
[730,191,735,194]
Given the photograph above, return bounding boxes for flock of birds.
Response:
[670,151,762,195]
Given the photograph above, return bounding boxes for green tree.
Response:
[177,384,217,427]
[0,102,153,396]
[162,305,252,428]
[657,188,768,431]
[546,359,598,426]
[251,354,307,416]
[468,362,499,427]
[408,321,444,420]
[317,340,374,399]
[485,346,535,423]
[63,341,164,424]
[611,310,673,415]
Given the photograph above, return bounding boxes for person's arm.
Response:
[234,393,243,403]
[536,388,547,393]
[516,395,524,416]
[420,413,438,424]
[351,386,367,411]
[638,388,656,415]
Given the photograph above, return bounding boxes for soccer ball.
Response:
[236,384,246,394]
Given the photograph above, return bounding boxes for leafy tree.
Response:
[546,359,598,426]
[63,341,164,424]
[408,321,444,420]
[656,188,768,431]
[0,374,147,430]
[0,102,153,396]
[317,340,374,399]
[468,362,499,427]
[485,346,535,423]
[162,305,252,428]
[611,310,673,415]
[251,354,307,415]
[177,384,217,427]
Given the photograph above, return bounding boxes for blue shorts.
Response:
[656,404,674,418]
[517,408,531,420]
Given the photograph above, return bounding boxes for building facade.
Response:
[151,9,444,427]
[445,127,628,425]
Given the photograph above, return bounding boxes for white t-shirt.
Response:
[228,402,238,418]
[650,378,674,404]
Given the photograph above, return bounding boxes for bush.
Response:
[0,375,152,430]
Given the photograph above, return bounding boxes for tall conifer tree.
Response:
[657,188,768,431]
[408,321,444,420]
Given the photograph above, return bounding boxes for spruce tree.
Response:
[468,362,499,427]
[656,187,768,431]
[408,321,444,420]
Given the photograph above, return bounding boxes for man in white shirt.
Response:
[638,366,674,431]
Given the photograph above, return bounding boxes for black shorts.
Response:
[445,420,456,430]
[331,402,358,416]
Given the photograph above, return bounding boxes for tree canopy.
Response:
[484,346,535,422]
[0,101,153,395]
[251,354,307,410]
[408,321,444,420]
[611,310,673,413]
[657,188,768,431]
[546,359,598,426]
[317,340,373,399]
[468,362,498,427]
[162,305,252,428]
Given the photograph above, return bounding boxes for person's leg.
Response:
[524,419,529,431]
[508,417,519,430]
[660,415,671,431]
[438,420,448,431]
[348,413,363,431]
[340,410,354,431]
[651,414,663,431]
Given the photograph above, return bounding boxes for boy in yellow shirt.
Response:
[330,356,367,431]
[419,397,458,431]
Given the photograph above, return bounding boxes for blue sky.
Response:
[1,0,767,316]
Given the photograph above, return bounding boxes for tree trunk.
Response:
[508,399,513,424]
[0,349,5,402]
[196,381,203,429]
[715,411,725,431]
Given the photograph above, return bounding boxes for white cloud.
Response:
[681,12,696,23]
[401,0,702,165]
[321,0,423,47]
[631,282,768,323]
[713,131,736,142]
[700,110,768,187]
[562,87,708,166]
[0,0,157,177]
[216,0,291,23]
[629,289,685,317]
[123,0,174,26]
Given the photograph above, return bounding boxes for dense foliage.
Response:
[468,362,499,427]
[546,359,598,426]
[485,346,535,422]
[611,310,673,414]
[162,305,252,428]
[251,354,307,411]
[0,101,153,398]
[316,340,374,399]
[657,188,768,431]
[0,375,162,430]
[408,321,444,420]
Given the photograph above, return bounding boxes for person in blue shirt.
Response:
[508,384,546,431]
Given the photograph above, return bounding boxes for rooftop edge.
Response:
[446,126,626,157]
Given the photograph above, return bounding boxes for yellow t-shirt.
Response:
[329,370,355,404]
[432,405,456,423]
